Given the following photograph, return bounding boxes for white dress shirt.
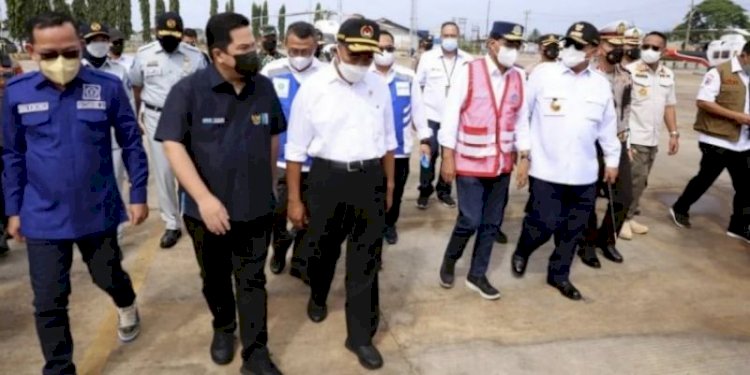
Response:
[371,64,431,158]
[110,54,134,70]
[415,48,473,123]
[696,57,750,152]
[286,64,398,163]
[519,62,621,186]
[261,56,322,82]
[439,56,530,158]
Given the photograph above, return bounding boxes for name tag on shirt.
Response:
[396,81,410,97]
[273,78,290,99]
[18,102,49,114]
[144,67,162,77]
[77,100,106,110]
[202,117,226,125]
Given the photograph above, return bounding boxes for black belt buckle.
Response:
[346,160,364,172]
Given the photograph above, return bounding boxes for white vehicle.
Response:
[706,30,747,67]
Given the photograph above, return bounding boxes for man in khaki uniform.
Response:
[622,31,679,239]
[622,27,642,65]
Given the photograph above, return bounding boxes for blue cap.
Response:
[490,21,524,41]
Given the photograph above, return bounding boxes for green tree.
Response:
[155,0,166,18]
[225,0,234,13]
[117,0,133,39]
[278,5,286,40]
[261,0,268,26]
[71,0,87,24]
[314,2,323,22]
[170,0,180,13]
[5,0,22,40]
[673,0,749,43]
[528,28,541,42]
[52,0,70,14]
[251,3,260,36]
[139,0,152,42]
[210,0,218,16]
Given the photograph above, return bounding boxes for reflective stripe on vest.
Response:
[389,77,413,157]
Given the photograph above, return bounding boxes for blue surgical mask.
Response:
[442,38,458,52]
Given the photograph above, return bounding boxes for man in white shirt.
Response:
[671,42,750,243]
[512,22,621,301]
[415,22,473,209]
[108,29,133,70]
[285,18,396,370]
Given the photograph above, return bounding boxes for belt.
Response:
[313,157,381,172]
[144,102,163,112]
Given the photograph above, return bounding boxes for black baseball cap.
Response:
[156,12,184,38]
[109,29,125,42]
[490,21,524,41]
[565,22,600,46]
[336,18,380,53]
[538,34,561,47]
[80,21,110,40]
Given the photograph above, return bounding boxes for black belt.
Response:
[313,157,381,172]
[144,102,163,112]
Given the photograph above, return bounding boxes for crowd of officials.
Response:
[1,8,748,375]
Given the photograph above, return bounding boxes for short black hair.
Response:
[27,12,76,43]
[743,41,750,54]
[645,31,668,46]
[205,12,250,54]
[380,30,394,42]
[286,21,316,40]
[183,28,198,38]
[441,22,460,34]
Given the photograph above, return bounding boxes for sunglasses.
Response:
[380,46,395,53]
[111,41,124,46]
[641,44,661,52]
[564,39,586,51]
[39,49,80,60]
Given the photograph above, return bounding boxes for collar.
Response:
[324,62,362,86]
[732,57,743,74]
[286,57,322,75]
[484,55,505,77]
[370,64,395,82]
[82,58,114,69]
[439,48,461,60]
[34,65,92,89]
[207,64,229,90]
[562,63,593,77]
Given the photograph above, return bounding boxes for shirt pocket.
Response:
[540,90,568,117]
[584,96,607,122]
[21,111,57,140]
[76,110,109,145]
[143,67,163,84]
[631,75,652,102]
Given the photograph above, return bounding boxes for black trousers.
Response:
[184,215,271,361]
[673,142,750,231]
[272,170,311,273]
[26,231,134,375]
[418,120,452,198]
[385,158,410,228]
[584,141,633,246]
[306,159,384,346]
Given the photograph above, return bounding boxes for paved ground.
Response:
[1,60,749,374]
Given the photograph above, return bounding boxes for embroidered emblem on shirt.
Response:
[17,102,49,114]
[273,78,290,99]
[639,87,648,96]
[550,98,561,112]
[82,84,102,101]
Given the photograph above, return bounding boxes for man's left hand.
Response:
[603,167,619,184]
[668,137,679,155]
[128,204,149,225]
[386,184,395,212]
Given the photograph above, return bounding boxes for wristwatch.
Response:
[420,139,431,145]
[669,131,680,138]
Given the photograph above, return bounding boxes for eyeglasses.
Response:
[380,46,395,53]
[641,44,661,52]
[564,39,586,51]
[39,49,80,60]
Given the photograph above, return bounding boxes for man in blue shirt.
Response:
[2,12,149,375]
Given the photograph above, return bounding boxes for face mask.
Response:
[605,48,624,65]
[496,45,518,68]
[641,49,661,64]
[544,45,559,60]
[337,60,369,84]
[39,55,81,86]
[263,40,277,52]
[289,55,313,71]
[441,38,458,52]
[560,45,588,68]
[86,41,110,59]
[110,43,124,56]
[374,51,395,67]
[158,36,180,53]
[625,48,640,61]
[233,51,261,77]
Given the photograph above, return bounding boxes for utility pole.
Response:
[485,0,491,39]
[410,0,418,54]
[338,0,343,23]
[684,0,696,49]
[523,10,530,37]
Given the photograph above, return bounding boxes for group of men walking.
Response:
[2,8,749,375]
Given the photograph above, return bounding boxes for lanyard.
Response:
[441,55,458,96]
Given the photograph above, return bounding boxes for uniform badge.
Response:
[512,25,522,36]
[361,25,374,38]
[82,84,102,101]
[251,114,263,126]
[91,22,102,32]
[550,98,561,112]
[639,87,648,96]
[167,19,177,29]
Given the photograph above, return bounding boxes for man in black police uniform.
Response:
[156,12,284,375]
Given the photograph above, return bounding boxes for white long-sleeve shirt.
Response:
[415,48,473,123]
[518,62,621,186]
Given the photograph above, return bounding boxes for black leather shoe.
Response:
[577,245,601,268]
[384,226,398,245]
[210,331,236,365]
[495,230,508,244]
[511,254,527,278]
[240,348,283,375]
[547,280,582,301]
[307,298,327,323]
[438,195,457,208]
[159,229,182,249]
[600,245,623,263]
[439,259,455,288]
[345,340,384,370]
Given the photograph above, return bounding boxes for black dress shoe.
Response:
[577,245,601,268]
[345,340,384,370]
[210,331,236,365]
[159,229,182,249]
[511,254,527,278]
[240,348,283,375]
[495,230,508,244]
[599,245,623,263]
[438,195,457,208]
[384,226,398,245]
[439,259,455,288]
[307,298,327,323]
[547,280,582,301]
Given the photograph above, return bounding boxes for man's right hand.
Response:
[736,113,750,125]
[516,159,530,189]
[198,195,231,235]
[137,111,146,135]
[288,199,308,229]
[441,155,456,184]
[7,216,24,242]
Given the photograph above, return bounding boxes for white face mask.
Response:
[374,51,395,67]
[337,60,369,84]
[86,41,110,58]
[496,45,518,68]
[441,38,458,52]
[641,49,661,64]
[289,56,313,72]
[560,45,588,68]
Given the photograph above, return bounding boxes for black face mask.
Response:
[110,42,124,56]
[424,42,433,51]
[606,48,624,65]
[83,49,107,68]
[626,48,640,61]
[262,40,277,53]
[158,36,181,53]
[233,51,261,77]
[544,45,559,60]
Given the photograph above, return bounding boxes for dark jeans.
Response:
[184,215,271,361]
[27,231,135,375]
[514,178,596,284]
[385,158,410,228]
[673,142,750,231]
[584,141,633,246]
[306,159,383,346]
[444,174,511,277]
[419,120,452,198]
[272,170,311,274]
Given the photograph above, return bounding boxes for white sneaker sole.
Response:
[118,325,140,343]
[726,231,750,244]
[439,277,454,289]
[669,208,687,229]
[465,280,501,300]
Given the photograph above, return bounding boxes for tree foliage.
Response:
[139,0,152,41]
[53,0,70,15]
[170,0,180,13]
[210,0,218,16]
[71,0,87,24]
[117,0,133,39]
[261,1,268,26]
[278,5,286,40]
[251,3,261,36]
[673,0,749,42]
[314,3,323,22]
[155,0,166,18]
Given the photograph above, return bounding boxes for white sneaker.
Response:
[117,303,141,342]
[630,219,649,235]
[619,221,633,240]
